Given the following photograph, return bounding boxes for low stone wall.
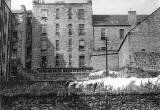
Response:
[1,93,160,110]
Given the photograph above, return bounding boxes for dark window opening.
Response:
[68,39,72,51]
[79,55,85,67]
[69,54,72,67]
[68,9,72,19]
[120,29,124,39]
[68,24,72,35]
[41,56,47,68]
[101,28,105,40]
[56,40,59,51]
[56,9,60,19]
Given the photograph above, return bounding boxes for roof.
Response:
[118,7,160,52]
[92,15,148,26]
[12,10,32,14]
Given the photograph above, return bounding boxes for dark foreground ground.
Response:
[1,93,160,110]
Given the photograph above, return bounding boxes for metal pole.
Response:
[106,37,108,77]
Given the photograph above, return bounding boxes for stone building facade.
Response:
[119,7,160,71]
[91,13,147,71]
[13,6,33,70]
[0,0,16,81]
[31,0,93,70]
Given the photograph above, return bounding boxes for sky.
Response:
[11,0,160,15]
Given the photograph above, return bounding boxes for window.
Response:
[56,40,59,51]
[68,24,72,35]
[79,55,85,67]
[78,9,85,19]
[56,24,59,35]
[56,9,60,19]
[41,56,47,68]
[41,9,48,21]
[101,28,105,40]
[55,54,60,67]
[68,39,72,50]
[2,53,5,63]
[3,34,6,45]
[120,29,124,39]
[79,24,85,35]
[79,40,85,51]
[68,9,72,19]
[69,54,72,67]
[27,32,31,40]
[42,25,47,34]
[41,40,47,51]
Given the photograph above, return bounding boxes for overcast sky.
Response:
[11,0,160,15]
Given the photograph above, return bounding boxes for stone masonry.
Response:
[32,0,93,70]
[119,7,160,71]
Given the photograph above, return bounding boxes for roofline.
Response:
[33,2,91,5]
[93,25,131,27]
[118,7,160,52]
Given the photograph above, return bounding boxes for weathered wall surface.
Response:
[118,36,130,69]
[119,8,160,70]
[91,52,119,71]
[93,26,131,51]
[32,2,93,70]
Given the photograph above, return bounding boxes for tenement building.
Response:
[32,0,93,70]
[0,0,17,81]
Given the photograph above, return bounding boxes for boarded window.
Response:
[79,40,85,51]
[78,9,85,19]
[56,40,59,51]
[79,55,85,67]
[41,40,47,51]
[79,24,85,35]
[120,29,124,39]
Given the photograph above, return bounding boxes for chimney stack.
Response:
[128,11,137,27]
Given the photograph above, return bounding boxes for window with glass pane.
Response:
[42,25,47,34]
[79,40,85,51]
[79,24,85,35]
[56,24,59,34]
[78,9,85,19]
[41,9,48,21]
[41,40,47,51]
[79,55,85,67]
